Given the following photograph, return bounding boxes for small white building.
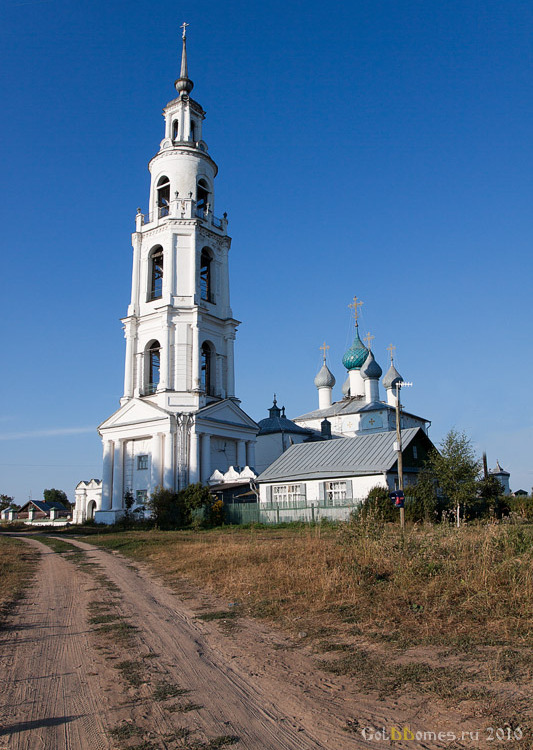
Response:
[256,427,434,523]
[73,479,102,524]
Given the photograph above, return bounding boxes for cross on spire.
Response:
[387,343,396,363]
[348,296,363,327]
[364,332,374,349]
[180,21,189,39]
[319,341,329,363]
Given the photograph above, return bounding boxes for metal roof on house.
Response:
[293,399,426,423]
[256,427,424,483]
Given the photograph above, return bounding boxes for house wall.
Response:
[258,474,388,522]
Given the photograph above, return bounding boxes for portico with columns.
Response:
[77,27,257,525]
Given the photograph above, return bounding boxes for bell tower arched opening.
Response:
[157,176,170,217]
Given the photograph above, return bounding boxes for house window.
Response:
[326,481,346,505]
[149,247,163,300]
[147,341,160,394]
[200,341,213,395]
[272,484,301,505]
[136,490,148,504]
[172,120,179,139]
[200,248,212,302]
[137,455,148,470]
[157,176,170,217]
[413,446,418,459]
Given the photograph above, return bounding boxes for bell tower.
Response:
[90,27,258,525]
[122,24,236,410]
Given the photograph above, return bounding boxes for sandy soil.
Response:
[0,536,514,749]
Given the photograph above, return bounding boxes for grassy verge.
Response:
[0,536,39,625]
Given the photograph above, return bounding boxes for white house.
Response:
[256,427,435,522]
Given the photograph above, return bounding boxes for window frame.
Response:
[325,481,347,505]
[137,455,149,471]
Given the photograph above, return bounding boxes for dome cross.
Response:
[348,296,363,327]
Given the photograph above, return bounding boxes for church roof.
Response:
[314,363,336,389]
[257,427,428,482]
[383,363,403,389]
[293,399,426,424]
[491,460,510,476]
[257,398,313,436]
[360,351,383,380]
[342,327,369,371]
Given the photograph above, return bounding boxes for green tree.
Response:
[427,429,481,525]
[148,483,213,529]
[43,488,70,508]
[122,489,135,528]
[0,494,16,511]
[357,486,396,523]
[477,473,509,519]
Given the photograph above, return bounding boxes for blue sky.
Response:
[1,0,532,501]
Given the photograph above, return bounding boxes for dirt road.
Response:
[0,535,384,749]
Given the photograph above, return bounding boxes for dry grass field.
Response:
[0,534,39,623]
[82,521,533,651]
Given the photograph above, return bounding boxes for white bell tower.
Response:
[123,25,236,409]
[89,27,258,525]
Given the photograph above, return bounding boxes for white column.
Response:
[216,355,223,397]
[163,430,174,489]
[237,440,246,469]
[136,352,143,397]
[318,387,333,410]
[191,324,200,391]
[151,433,162,491]
[189,430,200,483]
[128,234,141,315]
[349,369,365,398]
[159,320,170,390]
[123,329,135,400]
[201,434,211,484]
[101,440,114,511]
[111,440,124,510]
[169,234,176,296]
[183,99,191,140]
[226,336,235,397]
[246,441,256,469]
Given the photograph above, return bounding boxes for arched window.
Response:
[190,120,196,142]
[200,341,213,395]
[196,178,209,217]
[172,120,179,140]
[157,176,170,217]
[149,247,163,300]
[147,341,160,394]
[200,248,212,302]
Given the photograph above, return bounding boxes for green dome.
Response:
[342,327,369,371]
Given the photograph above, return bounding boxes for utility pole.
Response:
[394,380,412,531]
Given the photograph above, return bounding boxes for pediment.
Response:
[197,399,258,430]
[99,398,170,431]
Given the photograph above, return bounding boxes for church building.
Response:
[293,298,429,438]
[75,28,258,524]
